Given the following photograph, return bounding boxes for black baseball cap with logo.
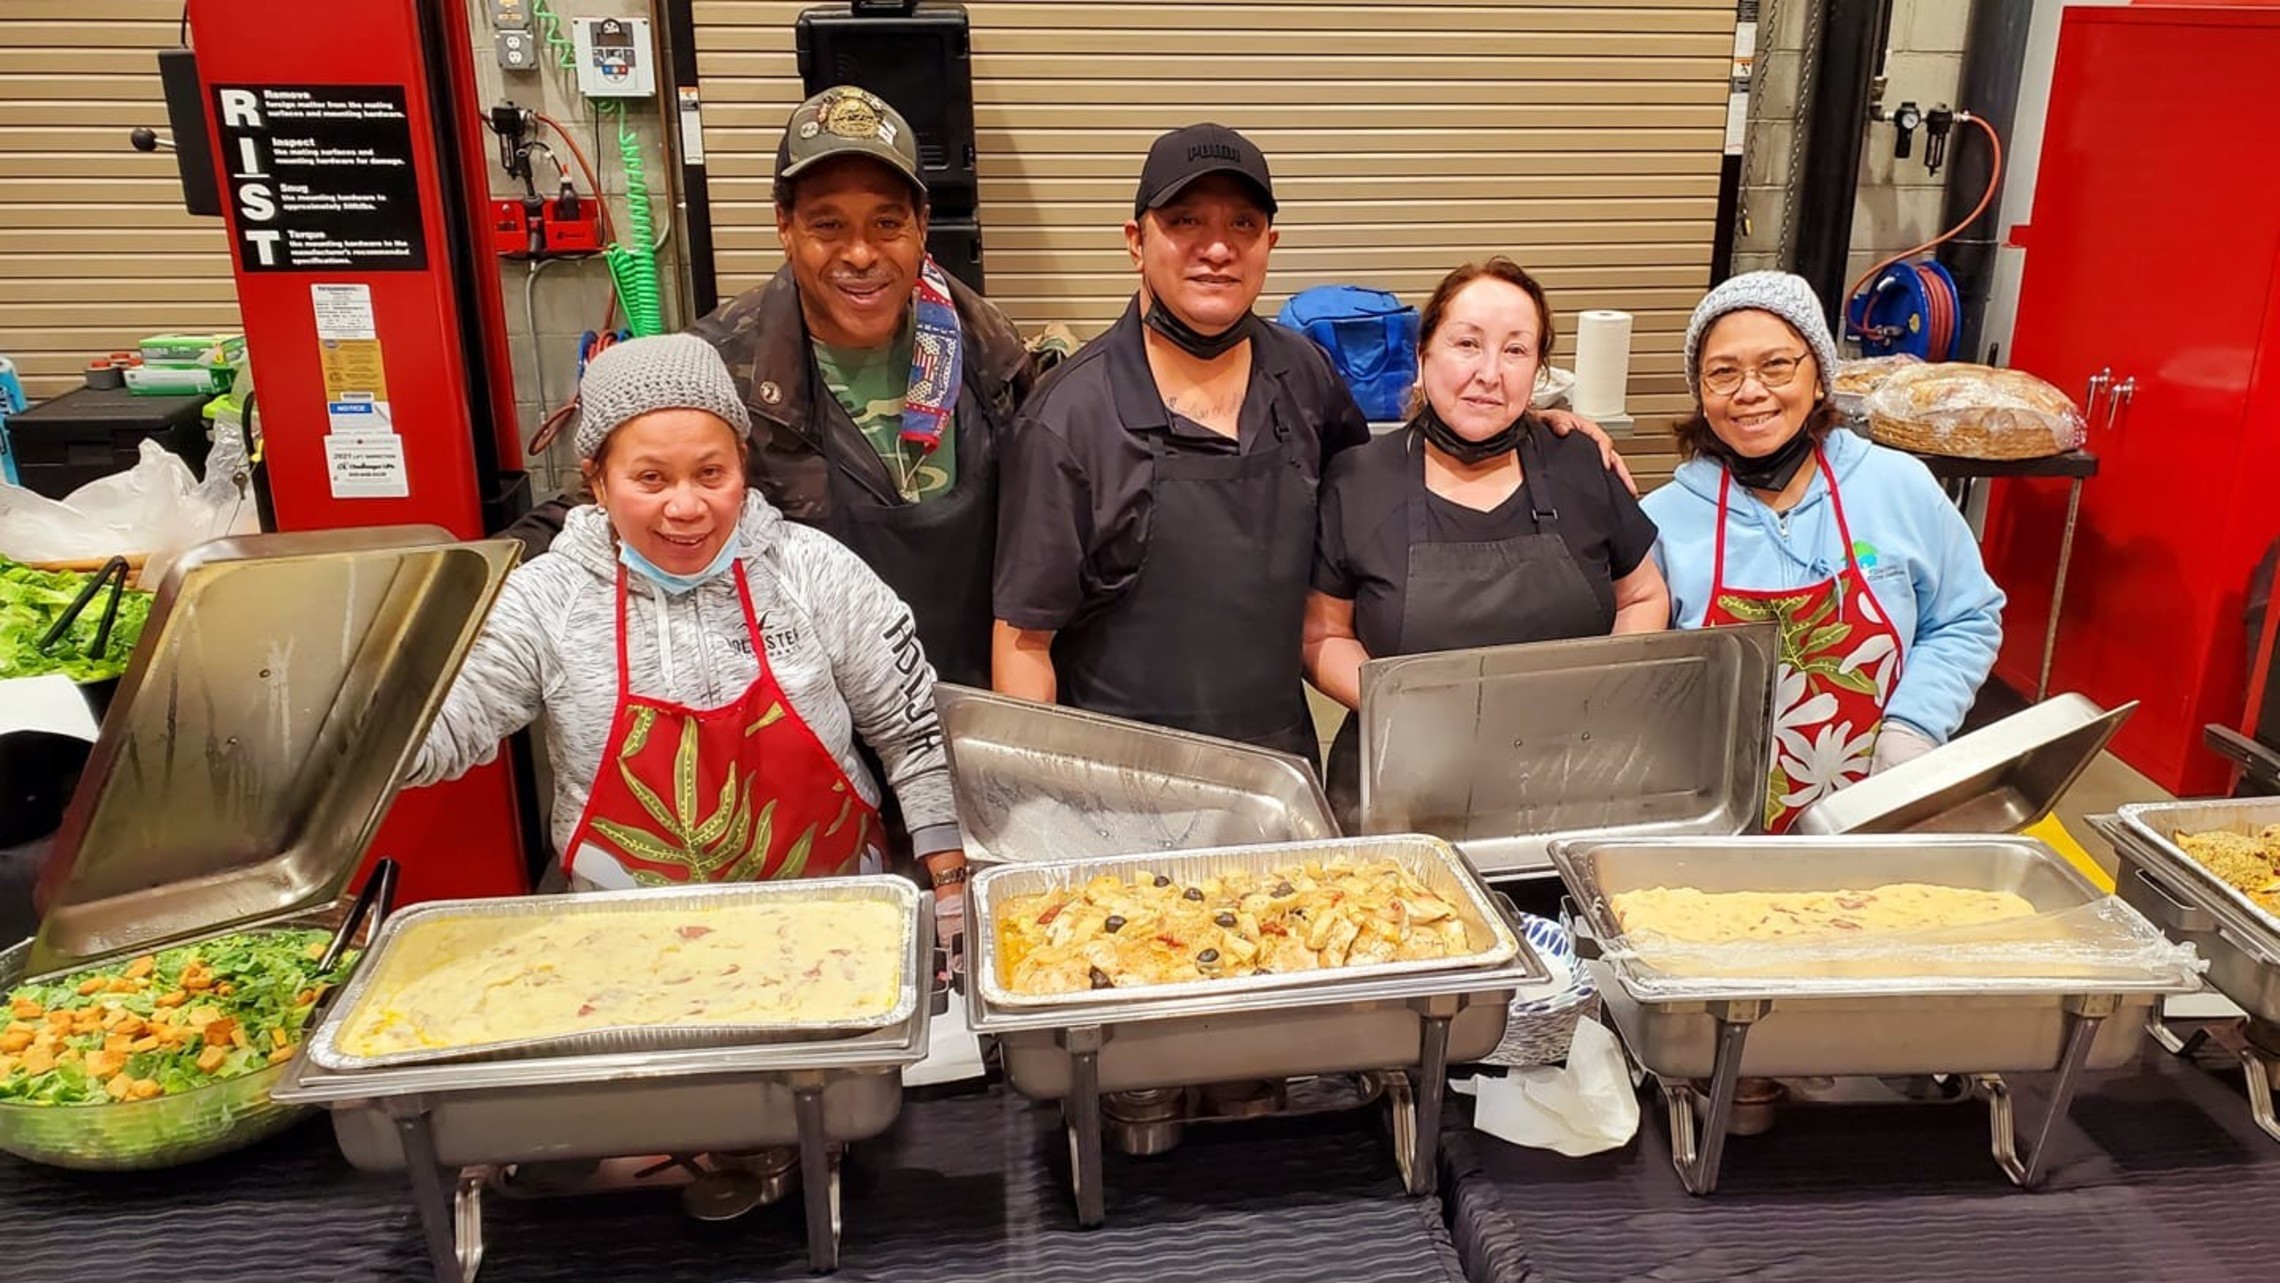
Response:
[1132,123,1278,221]
[774,86,927,205]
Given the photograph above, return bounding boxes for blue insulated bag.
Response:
[1275,285,1420,422]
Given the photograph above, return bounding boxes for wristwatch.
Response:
[926,861,970,889]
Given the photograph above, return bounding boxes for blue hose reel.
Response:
[1846,259,1960,361]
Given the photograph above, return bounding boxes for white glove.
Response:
[1871,723,1937,774]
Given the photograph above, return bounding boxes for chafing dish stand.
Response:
[1046,992,1468,1227]
[1654,992,2124,1195]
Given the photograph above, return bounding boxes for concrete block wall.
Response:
[460,0,690,501]
[1731,0,1972,316]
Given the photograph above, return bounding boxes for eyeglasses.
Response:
[1701,352,1810,396]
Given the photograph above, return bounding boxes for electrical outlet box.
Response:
[496,29,539,71]
[491,0,532,30]
[571,16,654,98]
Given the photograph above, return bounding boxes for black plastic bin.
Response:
[8,387,212,500]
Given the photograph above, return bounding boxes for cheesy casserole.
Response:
[337,899,904,1057]
[1610,883,2039,944]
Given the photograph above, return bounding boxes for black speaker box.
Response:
[796,3,979,217]
[927,215,984,295]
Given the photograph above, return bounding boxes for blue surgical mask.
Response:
[620,531,740,596]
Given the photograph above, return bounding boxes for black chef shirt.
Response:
[1312,424,1660,658]
[993,301,1372,630]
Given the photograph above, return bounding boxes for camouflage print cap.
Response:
[774,85,926,204]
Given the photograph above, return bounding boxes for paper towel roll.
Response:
[1570,309,1633,419]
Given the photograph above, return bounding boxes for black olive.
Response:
[1213,911,1237,928]
[1152,874,1172,887]
[1103,915,1126,933]
[1196,948,1220,965]
[1182,887,1205,902]
[1089,967,1114,989]
[1273,881,1296,897]
[1290,907,1307,919]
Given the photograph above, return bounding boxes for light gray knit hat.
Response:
[574,333,753,462]
[1683,271,1840,402]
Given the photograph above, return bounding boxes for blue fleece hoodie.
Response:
[1640,427,2005,744]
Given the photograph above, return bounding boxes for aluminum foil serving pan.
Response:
[306,877,923,1071]
[1555,833,2201,1005]
[971,834,1525,1013]
[2119,798,2280,936]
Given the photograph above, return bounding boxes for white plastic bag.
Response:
[1464,1017,1640,1157]
[0,431,254,587]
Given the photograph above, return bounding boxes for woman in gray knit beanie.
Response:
[409,334,972,940]
[1638,273,2005,833]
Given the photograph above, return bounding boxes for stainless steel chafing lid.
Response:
[29,527,520,973]
[935,684,1338,864]
[1790,693,2135,837]
[1357,624,1780,873]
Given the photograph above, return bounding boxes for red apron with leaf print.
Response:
[1702,446,1904,834]
[562,565,880,885]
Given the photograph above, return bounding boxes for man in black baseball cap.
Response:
[1133,123,1279,220]
[989,122,1366,763]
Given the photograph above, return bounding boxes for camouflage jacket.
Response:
[504,264,1033,558]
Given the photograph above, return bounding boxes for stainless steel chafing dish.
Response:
[0,528,517,1170]
[308,879,924,1070]
[277,879,935,1281]
[1358,625,1780,876]
[967,835,1546,1225]
[1555,834,2201,1194]
[1792,693,2135,836]
[935,684,1338,864]
[2101,800,2280,1142]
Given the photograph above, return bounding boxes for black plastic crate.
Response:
[8,386,212,499]
[797,3,979,216]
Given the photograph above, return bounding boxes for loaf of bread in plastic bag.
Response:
[1865,362,2085,460]
[1832,353,1924,418]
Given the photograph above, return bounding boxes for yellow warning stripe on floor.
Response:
[2026,814,2116,892]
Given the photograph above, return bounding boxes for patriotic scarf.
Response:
[901,256,963,455]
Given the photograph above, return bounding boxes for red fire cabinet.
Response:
[185,0,532,900]
[1982,4,2280,796]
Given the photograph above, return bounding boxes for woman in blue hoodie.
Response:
[1641,273,2004,832]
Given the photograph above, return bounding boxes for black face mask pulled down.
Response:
[1143,297,1255,360]
[1712,423,1816,492]
[1415,402,1527,466]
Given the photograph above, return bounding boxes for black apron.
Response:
[817,359,1002,690]
[1326,429,1612,824]
[1051,388,1320,767]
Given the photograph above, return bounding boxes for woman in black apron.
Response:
[1304,258,1672,826]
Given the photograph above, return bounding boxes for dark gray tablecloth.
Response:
[1440,1032,2275,1283]
[3,1083,1470,1283]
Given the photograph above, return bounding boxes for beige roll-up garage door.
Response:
[693,0,1735,480]
[0,1,240,403]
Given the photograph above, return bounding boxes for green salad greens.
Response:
[0,558,153,683]
[0,930,358,1107]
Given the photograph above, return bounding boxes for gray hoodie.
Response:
[410,492,957,881]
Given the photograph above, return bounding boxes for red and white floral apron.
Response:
[561,565,881,886]
[1702,445,1905,834]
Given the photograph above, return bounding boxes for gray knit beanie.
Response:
[1683,271,1840,402]
[574,333,753,462]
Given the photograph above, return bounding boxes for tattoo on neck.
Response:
[1164,391,1240,423]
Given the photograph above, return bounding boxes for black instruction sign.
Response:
[213,83,428,273]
